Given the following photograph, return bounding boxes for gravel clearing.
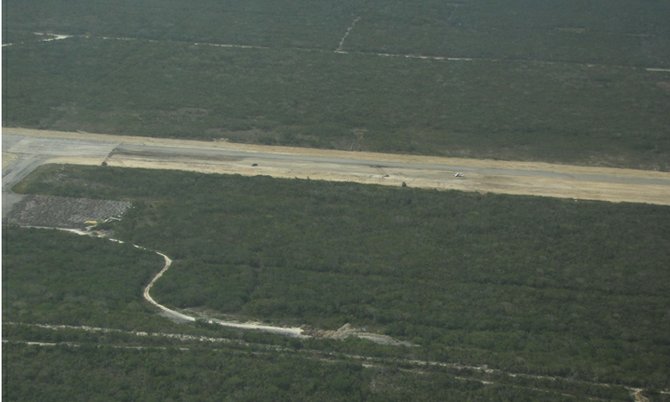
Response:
[7,195,130,228]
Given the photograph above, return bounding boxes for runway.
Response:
[3,127,670,208]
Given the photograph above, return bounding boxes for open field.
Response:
[11,164,670,393]
[3,0,670,169]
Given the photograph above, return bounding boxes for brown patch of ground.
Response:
[309,323,415,346]
[2,152,19,169]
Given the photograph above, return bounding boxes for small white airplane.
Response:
[453,172,464,178]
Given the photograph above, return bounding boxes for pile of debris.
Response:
[7,194,131,228]
[309,323,416,347]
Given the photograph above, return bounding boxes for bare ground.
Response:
[5,127,670,206]
[7,195,131,228]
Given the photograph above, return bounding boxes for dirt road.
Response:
[7,321,668,399]
[41,226,307,337]
[4,127,670,206]
[34,227,402,342]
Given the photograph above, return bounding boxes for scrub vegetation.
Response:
[4,0,669,65]
[3,227,193,333]
[7,339,621,402]
[347,0,670,66]
[4,0,670,399]
[12,164,670,392]
[4,227,635,401]
[3,0,670,169]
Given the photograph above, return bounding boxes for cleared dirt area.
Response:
[5,127,670,206]
[2,153,19,170]
[7,195,131,228]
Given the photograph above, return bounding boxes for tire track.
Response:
[335,16,361,52]
[11,31,670,72]
[5,321,666,400]
[29,226,307,337]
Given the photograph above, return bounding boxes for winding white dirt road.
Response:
[47,227,307,337]
[20,226,410,344]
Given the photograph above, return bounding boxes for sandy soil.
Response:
[2,152,19,169]
[5,127,670,206]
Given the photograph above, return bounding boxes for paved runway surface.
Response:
[4,128,670,211]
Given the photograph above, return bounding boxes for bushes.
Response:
[2,226,164,329]
[3,35,669,169]
[14,164,670,388]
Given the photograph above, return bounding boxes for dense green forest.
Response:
[13,164,670,392]
[347,0,670,66]
[2,0,361,49]
[4,0,669,65]
[7,340,622,402]
[3,0,670,169]
[4,227,636,401]
[3,227,195,332]
[4,1,670,399]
